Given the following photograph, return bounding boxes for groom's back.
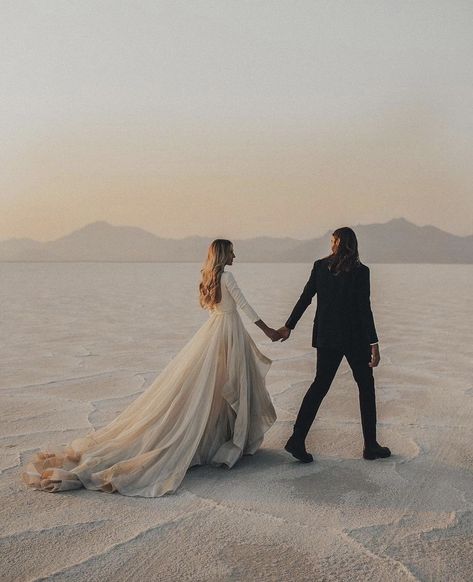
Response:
[313,257,371,349]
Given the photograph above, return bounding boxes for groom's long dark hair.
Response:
[328,227,360,273]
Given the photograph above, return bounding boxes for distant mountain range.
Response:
[1,218,472,263]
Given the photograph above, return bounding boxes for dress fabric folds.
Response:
[21,271,276,497]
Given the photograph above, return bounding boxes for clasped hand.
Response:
[264,325,291,342]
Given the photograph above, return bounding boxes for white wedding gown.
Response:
[21,271,277,497]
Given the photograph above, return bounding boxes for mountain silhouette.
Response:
[1,218,471,263]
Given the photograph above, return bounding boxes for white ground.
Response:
[1,263,472,581]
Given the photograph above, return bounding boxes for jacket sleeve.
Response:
[285,262,317,330]
[223,271,260,323]
[357,267,378,344]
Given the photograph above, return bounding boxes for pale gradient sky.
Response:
[1,0,472,241]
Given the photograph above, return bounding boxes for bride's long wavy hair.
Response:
[199,239,233,310]
[328,227,360,273]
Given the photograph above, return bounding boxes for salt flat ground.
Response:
[1,262,472,582]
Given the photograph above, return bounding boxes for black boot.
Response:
[363,442,391,460]
[284,434,314,463]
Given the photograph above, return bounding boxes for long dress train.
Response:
[21,270,277,497]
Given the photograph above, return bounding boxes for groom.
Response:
[278,227,391,462]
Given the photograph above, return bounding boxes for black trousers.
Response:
[293,345,377,446]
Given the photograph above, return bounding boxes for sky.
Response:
[1,0,472,241]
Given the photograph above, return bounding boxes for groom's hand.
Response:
[369,344,380,367]
[277,326,291,342]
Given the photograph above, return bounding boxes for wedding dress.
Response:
[21,270,277,497]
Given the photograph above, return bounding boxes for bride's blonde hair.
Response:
[199,239,233,310]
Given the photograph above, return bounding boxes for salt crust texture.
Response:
[1,262,472,581]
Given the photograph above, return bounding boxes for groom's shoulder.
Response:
[315,256,330,267]
[354,262,370,279]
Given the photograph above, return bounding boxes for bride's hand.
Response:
[265,327,282,342]
[277,326,291,342]
[254,320,281,342]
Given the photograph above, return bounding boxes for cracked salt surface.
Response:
[1,262,472,581]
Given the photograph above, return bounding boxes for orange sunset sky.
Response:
[1,1,472,241]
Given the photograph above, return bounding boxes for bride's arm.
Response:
[223,272,280,341]
[223,271,259,322]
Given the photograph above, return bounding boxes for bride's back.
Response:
[211,271,236,314]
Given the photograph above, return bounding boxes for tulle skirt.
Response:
[21,310,276,497]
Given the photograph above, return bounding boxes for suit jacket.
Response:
[285,257,378,350]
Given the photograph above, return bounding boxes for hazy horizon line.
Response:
[3,216,472,244]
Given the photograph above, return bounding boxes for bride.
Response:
[21,239,278,497]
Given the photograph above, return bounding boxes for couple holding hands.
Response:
[22,226,390,498]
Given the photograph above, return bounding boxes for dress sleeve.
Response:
[223,271,260,323]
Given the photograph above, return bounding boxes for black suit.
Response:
[285,257,379,446]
